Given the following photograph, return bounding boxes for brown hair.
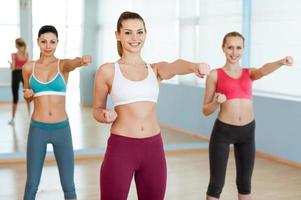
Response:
[15,38,27,57]
[15,38,26,51]
[222,31,245,48]
[116,11,146,57]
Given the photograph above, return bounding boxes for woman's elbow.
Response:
[92,108,100,122]
[158,69,174,80]
[202,107,211,116]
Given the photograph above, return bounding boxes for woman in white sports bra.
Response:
[93,11,210,200]
[22,25,91,200]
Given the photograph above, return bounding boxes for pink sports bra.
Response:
[14,53,28,69]
[216,68,252,100]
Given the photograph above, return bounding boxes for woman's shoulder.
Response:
[96,62,115,78]
[22,61,35,72]
[204,68,218,84]
[99,62,115,71]
[150,61,167,69]
[209,68,218,77]
[148,61,167,75]
[11,52,17,58]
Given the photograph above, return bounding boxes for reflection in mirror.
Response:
[0,101,208,161]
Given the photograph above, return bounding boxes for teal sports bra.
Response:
[29,60,66,97]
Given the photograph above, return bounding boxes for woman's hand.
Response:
[82,55,92,66]
[282,56,294,66]
[195,63,211,78]
[8,60,14,70]
[214,93,227,104]
[102,109,118,123]
[23,89,34,99]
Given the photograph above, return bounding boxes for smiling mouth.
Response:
[129,42,141,47]
[230,56,239,60]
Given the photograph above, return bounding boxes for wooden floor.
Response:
[0,150,301,200]
[1,103,301,199]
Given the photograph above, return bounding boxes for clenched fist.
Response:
[214,93,226,104]
[282,56,294,66]
[82,55,92,66]
[102,109,118,123]
[195,63,211,78]
[23,88,34,99]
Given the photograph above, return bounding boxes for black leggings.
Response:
[207,119,255,198]
[11,69,24,103]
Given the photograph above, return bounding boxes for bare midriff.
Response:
[218,99,254,126]
[31,95,67,123]
[111,101,160,138]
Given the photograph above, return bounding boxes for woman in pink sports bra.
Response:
[203,31,293,200]
[93,11,210,200]
[8,38,30,125]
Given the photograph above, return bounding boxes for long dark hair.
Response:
[116,11,146,57]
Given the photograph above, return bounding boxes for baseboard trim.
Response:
[1,149,301,169]
[160,123,301,169]
[256,151,301,169]
[1,124,300,169]
[160,123,209,141]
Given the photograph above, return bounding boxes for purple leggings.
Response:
[100,133,167,200]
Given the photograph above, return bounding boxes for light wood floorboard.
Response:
[1,103,300,199]
[1,150,301,200]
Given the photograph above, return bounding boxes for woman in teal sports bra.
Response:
[22,25,91,200]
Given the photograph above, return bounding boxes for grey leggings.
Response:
[207,119,256,198]
[23,120,76,200]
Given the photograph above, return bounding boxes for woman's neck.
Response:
[38,55,57,64]
[17,49,26,56]
[223,62,241,70]
[120,53,144,65]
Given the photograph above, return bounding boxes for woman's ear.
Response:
[115,31,120,41]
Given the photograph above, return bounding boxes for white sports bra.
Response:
[110,62,159,106]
